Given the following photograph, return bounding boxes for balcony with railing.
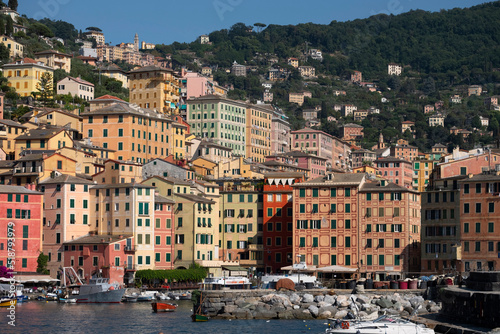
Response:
[124,245,137,252]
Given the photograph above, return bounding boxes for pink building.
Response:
[272,151,327,180]
[291,128,333,167]
[63,233,134,284]
[375,157,413,188]
[39,174,94,277]
[154,195,175,269]
[424,105,435,114]
[351,71,362,83]
[0,185,43,273]
[182,70,227,99]
[341,123,364,142]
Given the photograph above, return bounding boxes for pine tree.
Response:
[36,72,55,106]
[8,0,17,11]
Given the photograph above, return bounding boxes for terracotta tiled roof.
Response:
[94,95,125,101]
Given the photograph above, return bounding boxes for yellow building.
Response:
[93,159,143,184]
[24,109,83,134]
[90,183,156,271]
[14,127,74,159]
[246,103,273,163]
[128,66,180,114]
[141,176,220,272]
[3,58,54,97]
[213,156,266,179]
[0,35,24,58]
[95,64,129,89]
[172,119,187,160]
[191,157,218,178]
[0,119,27,159]
[34,50,72,73]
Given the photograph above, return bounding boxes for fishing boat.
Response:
[151,302,177,312]
[61,267,125,304]
[191,291,209,322]
[136,291,158,302]
[123,294,138,302]
[0,298,16,307]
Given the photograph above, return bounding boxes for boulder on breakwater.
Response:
[199,289,437,320]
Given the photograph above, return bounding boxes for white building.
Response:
[388,63,402,76]
[79,47,97,58]
[57,76,95,101]
[480,116,489,127]
[428,114,445,127]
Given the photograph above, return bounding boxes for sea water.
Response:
[1,300,327,334]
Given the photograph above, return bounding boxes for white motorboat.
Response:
[201,277,251,290]
[325,315,435,334]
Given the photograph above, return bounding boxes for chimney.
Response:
[101,238,105,243]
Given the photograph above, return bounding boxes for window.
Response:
[331,188,336,197]
[299,189,305,197]
[345,203,351,213]
[476,222,481,233]
[331,237,336,247]
[464,223,469,233]
[489,203,495,213]
[312,237,318,247]
[312,204,318,213]
[299,204,305,213]
[464,203,470,214]
[299,237,305,247]
[378,239,384,248]
[489,222,494,233]
[331,220,336,229]
[345,237,351,248]
[345,188,350,197]
[330,204,336,213]
[312,188,318,197]
[345,220,351,229]
[379,255,384,266]
[379,207,384,217]
[476,203,482,213]
[366,239,372,248]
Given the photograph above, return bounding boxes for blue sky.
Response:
[21,0,490,45]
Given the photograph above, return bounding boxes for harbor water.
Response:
[1,300,328,334]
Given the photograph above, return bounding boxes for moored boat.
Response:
[191,314,209,322]
[0,299,16,307]
[61,267,125,304]
[151,302,177,312]
[325,315,435,334]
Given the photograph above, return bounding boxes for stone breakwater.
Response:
[200,289,441,320]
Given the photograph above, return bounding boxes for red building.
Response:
[63,234,135,285]
[154,195,175,269]
[0,185,43,273]
[263,172,305,273]
[375,157,413,188]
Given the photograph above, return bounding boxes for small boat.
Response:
[45,293,58,301]
[178,292,191,300]
[0,299,16,307]
[59,298,77,303]
[123,294,138,302]
[151,302,177,312]
[192,291,209,322]
[16,295,28,302]
[191,314,209,322]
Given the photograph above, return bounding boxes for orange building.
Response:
[293,173,421,278]
[82,98,173,164]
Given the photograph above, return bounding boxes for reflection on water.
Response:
[1,300,326,334]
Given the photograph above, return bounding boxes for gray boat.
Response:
[74,278,125,303]
[62,267,125,304]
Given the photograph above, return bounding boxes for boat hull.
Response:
[0,299,16,307]
[152,302,177,312]
[75,288,125,303]
[191,314,209,322]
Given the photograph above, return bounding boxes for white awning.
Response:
[316,265,358,273]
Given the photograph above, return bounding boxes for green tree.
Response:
[8,0,17,11]
[36,252,49,275]
[85,26,101,32]
[5,15,12,36]
[35,72,55,106]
